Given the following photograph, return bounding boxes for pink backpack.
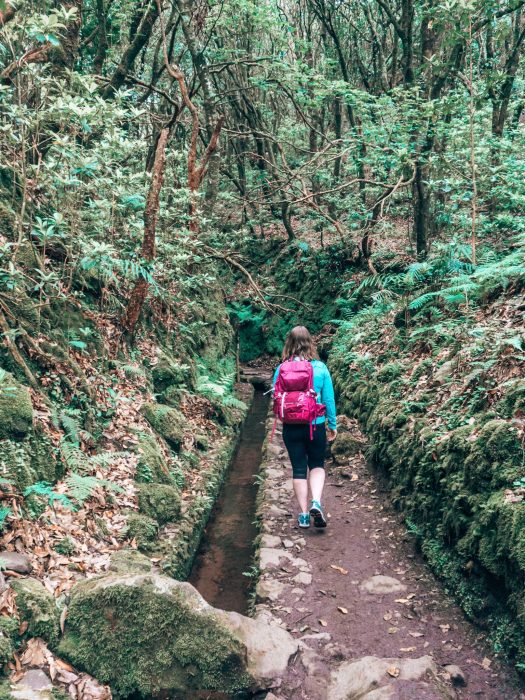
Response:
[272,359,326,439]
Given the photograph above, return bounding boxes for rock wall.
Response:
[329,296,525,665]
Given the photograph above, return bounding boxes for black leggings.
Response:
[282,423,327,480]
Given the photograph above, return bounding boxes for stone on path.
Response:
[292,572,312,586]
[261,534,282,548]
[256,578,286,603]
[329,655,452,700]
[0,551,32,574]
[444,663,467,687]
[360,575,406,595]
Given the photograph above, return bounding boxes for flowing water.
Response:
[188,388,270,614]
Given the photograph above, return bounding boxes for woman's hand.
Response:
[327,428,337,442]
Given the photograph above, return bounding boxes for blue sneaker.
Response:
[298,513,310,528]
[309,500,327,528]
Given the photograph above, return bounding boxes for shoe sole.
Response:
[309,507,327,528]
[298,522,310,529]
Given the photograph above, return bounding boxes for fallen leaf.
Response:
[318,619,327,627]
[408,631,424,638]
[330,565,348,575]
[337,606,348,614]
[481,657,492,670]
[351,473,359,481]
[388,627,398,634]
[387,665,400,678]
[400,646,417,652]
[439,624,450,633]
[383,612,393,621]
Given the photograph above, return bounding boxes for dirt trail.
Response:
[255,418,525,700]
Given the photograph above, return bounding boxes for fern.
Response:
[65,473,122,506]
[23,482,73,509]
[60,438,90,473]
[60,412,81,446]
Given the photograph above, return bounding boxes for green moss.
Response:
[331,433,363,463]
[109,549,152,574]
[0,633,13,667]
[141,403,186,451]
[498,378,525,418]
[195,435,209,451]
[59,574,253,698]
[377,361,404,383]
[137,483,181,525]
[135,432,172,484]
[464,420,522,491]
[11,578,60,647]
[54,537,76,556]
[125,513,159,550]
[152,353,196,393]
[0,202,16,240]
[0,373,33,440]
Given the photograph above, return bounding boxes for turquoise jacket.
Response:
[272,359,337,430]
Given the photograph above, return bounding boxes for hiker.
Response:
[272,326,337,529]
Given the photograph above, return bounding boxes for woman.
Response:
[273,326,337,529]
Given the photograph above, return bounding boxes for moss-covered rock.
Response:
[137,483,181,525]
[331,432,364,462]
[152,352,196,393]
[0,427,59,492]
[59,573,296,698]
[125,513,159,550]
[109,549,152,574]
[0,373,33,440]
[141,404,186,451]
[11,578,60,647]
[135,432,171,484]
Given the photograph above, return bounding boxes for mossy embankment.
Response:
[0,232,253,693]
[329,242,525,666]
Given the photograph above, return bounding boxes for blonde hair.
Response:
[282,326,319,361]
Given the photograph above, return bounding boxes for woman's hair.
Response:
[282,326,319,361]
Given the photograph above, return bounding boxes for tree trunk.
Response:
[122,128,169,335]
[413,161,431,258]
[101,0,159,98]
[176,0,221,216]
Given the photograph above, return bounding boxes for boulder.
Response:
[137,483,181,525]
[59,573,298,698]
[0,373,33,440]
[11,578,60,646]
[141,403,186,451]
